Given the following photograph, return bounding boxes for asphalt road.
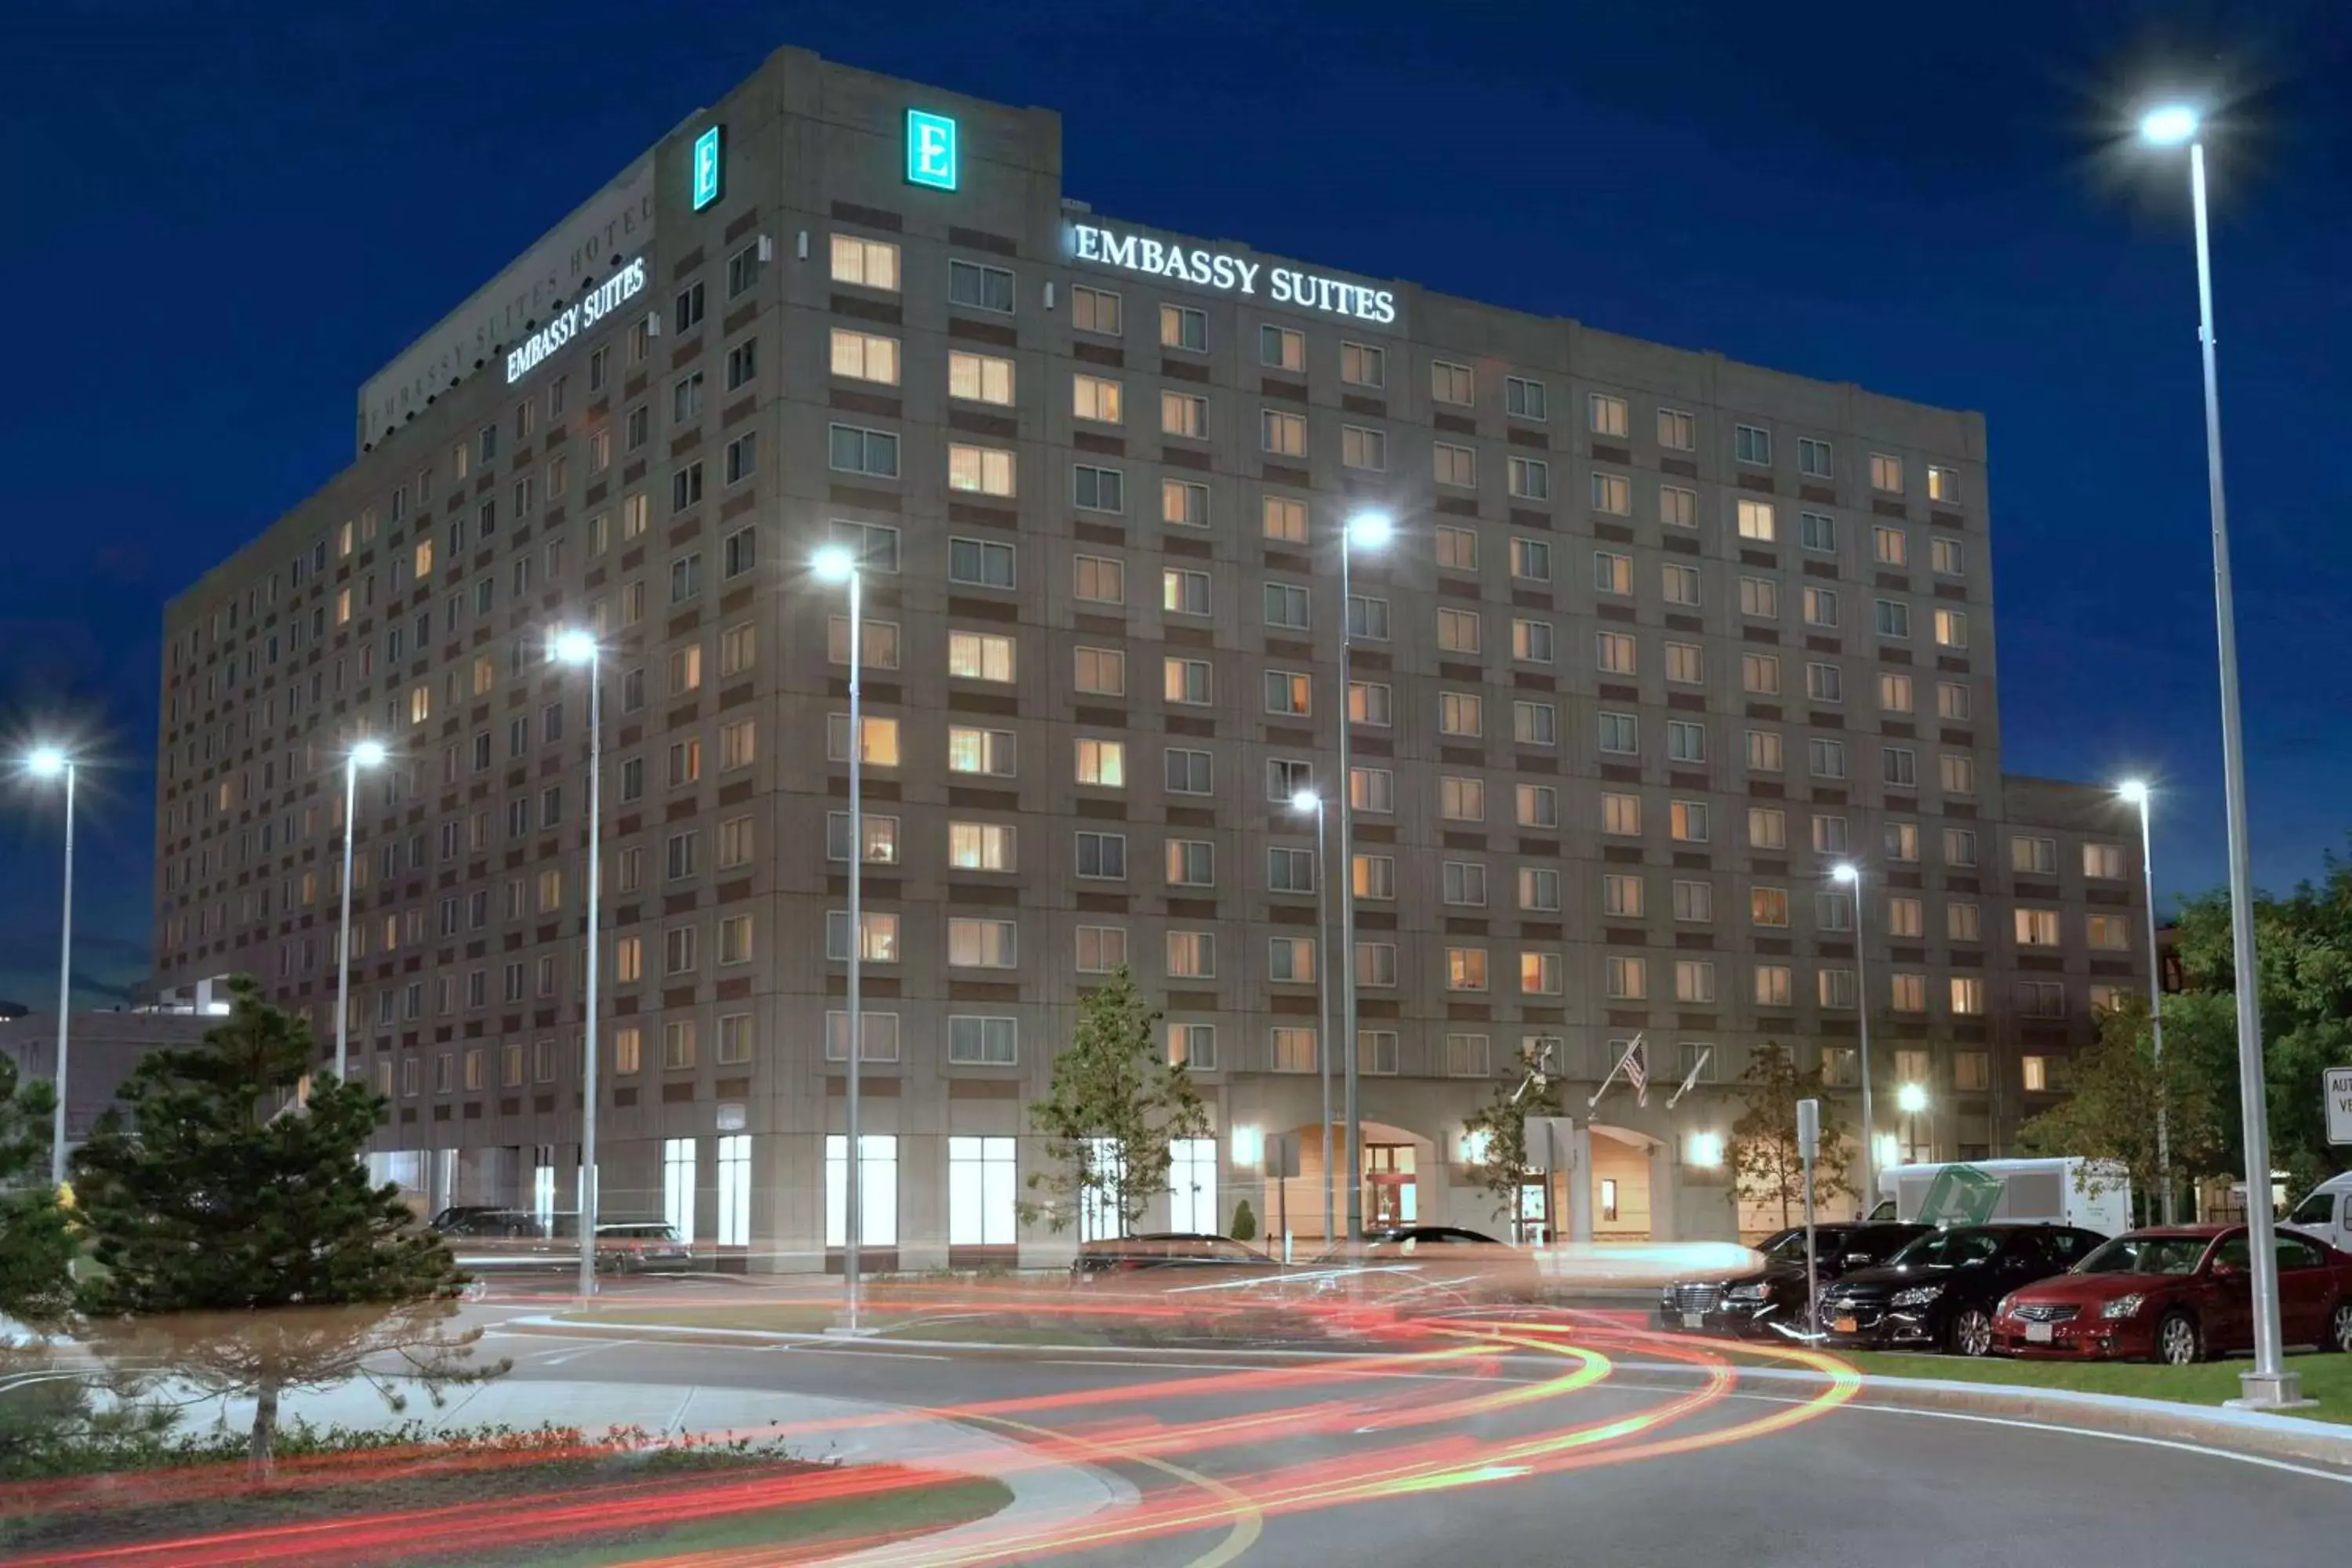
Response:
[460,1283,2352,1568]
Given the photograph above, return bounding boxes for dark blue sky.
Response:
[2,1,2347,1007]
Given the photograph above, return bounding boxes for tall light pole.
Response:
[814,546,866,1330]
[1831,862,1877,1218]
[335,739,389,1084]
[2139,102,2297,1408]
[25,748,74,1189]
[1290,789,1334,1246]
[1336,510,1392,1241]
[2120,780,2174,1223]
[551,630,603,1298]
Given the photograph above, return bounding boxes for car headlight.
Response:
[1726,1282,1770,1303]
[1660,1287,1679,1308]
[2100,1293,2145,1320]
[1995,1295,2016,1319]
[1889,1284,1945,1309]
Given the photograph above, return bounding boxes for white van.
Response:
[2284,1172,2352,1254]
[1875,1158,2132,1237]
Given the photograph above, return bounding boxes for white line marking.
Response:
[1833,1400,2352,1486]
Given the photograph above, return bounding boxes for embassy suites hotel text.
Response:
[154,46,2150,1265]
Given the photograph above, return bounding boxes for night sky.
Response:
[3,1,2347,1009]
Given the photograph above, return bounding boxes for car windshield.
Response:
[2077,1235,2206,1276]
[1758,1229,1824,1262]
[1888,1229,2002,1267]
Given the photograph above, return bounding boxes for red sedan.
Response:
[1992,1225,2352,1365]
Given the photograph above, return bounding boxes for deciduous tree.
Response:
[1460,1057,1563,1238]
[1020,966,1210,1237]
[1728,1040,1853,1228]
[2017,993,2226,1219]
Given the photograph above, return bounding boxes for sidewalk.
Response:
[157,1375,1134,1564]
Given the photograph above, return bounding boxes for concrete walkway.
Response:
[162,1375,1134,1565]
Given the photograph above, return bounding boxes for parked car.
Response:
[1657,1222,1930,1338]
[1992,1225,2352,1364]
[1069,1232,1279,1290]
[1815,1222,2107,1356]
[596,1221,695,1273]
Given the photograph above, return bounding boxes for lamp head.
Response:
[350,740,389,768]
[1831,862,1859,885]
[25,747,67,779]
[812,544,858,583]
[550,630,597,666]
[1896,1083,1929,1115]
[1289,789,1320,815]
[2140,104,2198,147]
[1345,511,1394,550]
[2118,779,2149,805]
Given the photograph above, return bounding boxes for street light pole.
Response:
[815,548,865,1331]
[27,750,74,1189]
[552,632,604,1299]
[336,740,388,1084]
[2140,103,2298,1407]
[2122,782,2173,1223]
[1834,862,1875,1218]
[1294,791,1334,1246]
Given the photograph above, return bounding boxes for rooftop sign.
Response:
[504,256,646,385]
[906,110,958,191]
[692,125,724,211]
[1068,221,1398,326]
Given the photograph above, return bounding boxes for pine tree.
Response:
[1728,1040,1854,1229]
[1020,966,1210,1236]
[71,977,503,1472]
[0,1054,74,1329]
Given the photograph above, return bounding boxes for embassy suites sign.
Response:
[505,256,648,384]
[1069,222,1399,327]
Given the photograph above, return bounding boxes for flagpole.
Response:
[1666,1047,1711,1109]
[1588,1032,1646,1111]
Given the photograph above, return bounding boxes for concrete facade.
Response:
[153,48,2148,1262]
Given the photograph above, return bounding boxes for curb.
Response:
[503,1313,2352,1471]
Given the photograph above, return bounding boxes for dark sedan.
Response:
[1657,1222,1929,1338]
[1993,1226,2352,1363]
[1816,1223,2107,1356]
[1069,1232,1279,1290]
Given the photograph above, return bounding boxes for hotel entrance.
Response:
[1364,1142,1417,1227]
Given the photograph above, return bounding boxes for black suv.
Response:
[1658,1222,1929,1338]
[1816,1223,2107,1356]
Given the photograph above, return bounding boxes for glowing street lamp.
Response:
[24,748,74,1189]
[813,546,869,1330]
[333,739,390,1084]
[1336,510,1392,1240]
[548,630,603,1298]
[2134,98,2296,1408]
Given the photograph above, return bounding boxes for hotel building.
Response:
[154,46,2149,1260]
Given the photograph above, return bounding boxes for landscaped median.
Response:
[1838,1348,2352,1425]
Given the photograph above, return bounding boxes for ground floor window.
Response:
[1366,1145,1417,1226]
[532,1144,555,1229]
[1169,1137,1218,1234]
[948,1136,1018,1246]
[663,1138,697,1240]
[1079,1136,1123,1241]
[715,1134,750,1247]
[826,1134,900,1247]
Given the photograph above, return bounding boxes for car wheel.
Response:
[1947,1305,1994,1358]
[2322,1300,2352,1354]
[2155,1309,2204,1367]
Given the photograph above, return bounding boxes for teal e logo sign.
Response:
[692,125,724,211]
[906,110,958,191]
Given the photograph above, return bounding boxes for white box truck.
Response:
[1875,1158,2132,1237]
[2285,1171,2352,1254]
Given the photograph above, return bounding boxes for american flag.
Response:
[1624,1037,1650,1107]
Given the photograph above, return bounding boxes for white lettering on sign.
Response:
[2326,1066,2352,1146]
[505,256,648,385]
[1069,223,1397,325]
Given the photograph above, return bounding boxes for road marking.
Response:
[971,1410,1264,1568]
[1834,1400,2352,1486]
